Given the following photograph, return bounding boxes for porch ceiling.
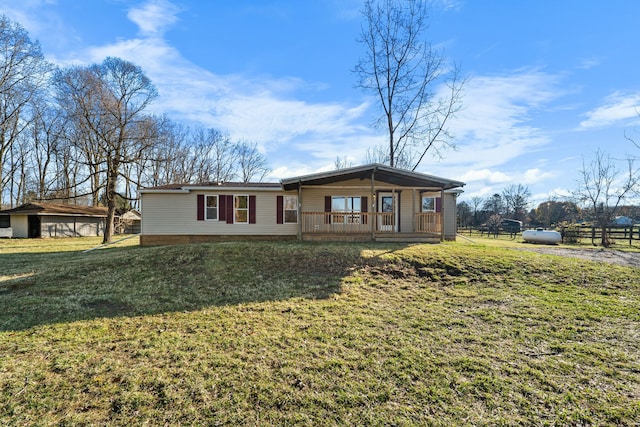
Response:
[281,163,464,191]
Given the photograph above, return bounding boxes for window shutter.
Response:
[276,195,284,224]
[324,196,331,224]
[436,197,442,213]
[197,194,205,221]
[361,196,368,225]
[226,195,234,224]
[219,195,226,221]
[249,195,257,224]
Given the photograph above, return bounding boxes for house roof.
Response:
[141,182,282,193]
[140,164,465,194]
[281,163,465,191]
[0,202,109,217]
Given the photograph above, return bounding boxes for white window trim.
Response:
[234,194,249,224]
[283,195,298,224]
[332,196,362,224]
[205,195,218,221]
[421,196,436,213]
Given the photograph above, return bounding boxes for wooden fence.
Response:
[462,225,640,246]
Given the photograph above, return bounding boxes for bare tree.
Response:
[55,57,158,243]
[0,15,52,207]
[482,193,504,217]
[190,127,238,183]
[502,184,531,221]
[354,0,465,170]
[573,149,640,247]
[334,156,353,170]
[235,140,271,183]
[469,195,484,227]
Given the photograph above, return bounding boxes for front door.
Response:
[378,193,398,232]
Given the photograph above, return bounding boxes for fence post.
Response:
[630,225,633,246]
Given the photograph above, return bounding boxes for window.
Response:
[206,195,218,220]
[234,195,249,223]
[284,195,298,223]
[332,196,361,223]
[422,196,435,212]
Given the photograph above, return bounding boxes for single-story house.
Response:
[0,202,108,238]
[140,164,464,246]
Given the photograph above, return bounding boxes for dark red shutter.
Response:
[226,195,234,224]
[436,197,442,213]
[276,195,284,224]
[361,196,368,225]
[197,194,205,220]
[324,196,332,224]
[219,195,226,221]
[249,195,256,224]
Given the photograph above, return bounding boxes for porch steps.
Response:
[374,233,440,243]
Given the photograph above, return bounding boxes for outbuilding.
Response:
[0,202,109,238]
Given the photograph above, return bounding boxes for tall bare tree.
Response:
[0,15,52,207]
[235,140,270,183]
[55,57,158,242]
[573,149,640,247]
[502,184,531,221]
[354,0,465,170]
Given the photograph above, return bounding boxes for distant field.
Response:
[1,237,639,425]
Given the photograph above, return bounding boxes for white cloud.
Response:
[458,169,511,184]
[432,69,562,172]
[522,168,554,184]
[580,91,640,129]
[127,0,182,37]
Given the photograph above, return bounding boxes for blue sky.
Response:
[3,0,640,204]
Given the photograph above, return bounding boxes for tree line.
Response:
[0,16,269,241]
[458,150,640,247]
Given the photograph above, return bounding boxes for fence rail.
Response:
[461,225,640,246]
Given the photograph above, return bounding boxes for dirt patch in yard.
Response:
[512,245,640,268]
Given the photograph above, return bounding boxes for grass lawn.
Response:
[1,237,639,425]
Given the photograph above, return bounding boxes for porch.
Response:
[300,211,442,242]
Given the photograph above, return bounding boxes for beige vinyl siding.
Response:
[10,215,28,238]
[40,216,105,238]
[443,192,457,239]
[141,191,298,236]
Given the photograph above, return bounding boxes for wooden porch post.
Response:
[440,188,445,242]
[412,189,416,232]
[370,169,375,240]
[297,181,302,241]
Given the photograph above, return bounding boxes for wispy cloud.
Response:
[579,91,640,129]
[432,69,563,175]
[27,0,379,164]
[127,0,182,37]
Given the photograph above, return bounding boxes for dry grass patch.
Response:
[0,239,639,425]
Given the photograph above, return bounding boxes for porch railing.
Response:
[301,211,378,234]
[415,212,442,234]
[301,211,442,234]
